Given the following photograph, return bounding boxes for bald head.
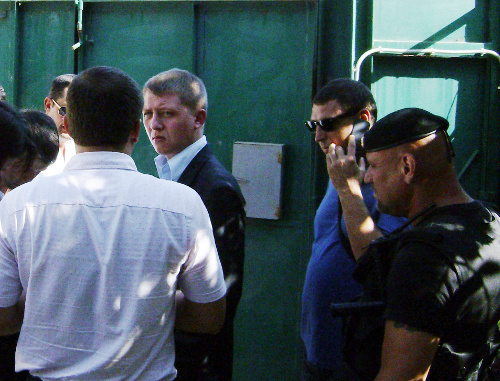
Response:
[399,130,455,182]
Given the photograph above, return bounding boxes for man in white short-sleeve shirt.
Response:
[0,66,226,381]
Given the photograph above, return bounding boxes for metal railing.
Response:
[353,47,500,81]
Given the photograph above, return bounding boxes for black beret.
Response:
[362,108,449,152]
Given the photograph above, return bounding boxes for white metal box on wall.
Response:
[232,142,284,220]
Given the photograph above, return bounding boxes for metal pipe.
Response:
[71,0,83,51]
[350,1,358,77]
[353,47,500,81]
[458,149,480,180]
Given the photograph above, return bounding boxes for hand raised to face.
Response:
[326,135,366,195]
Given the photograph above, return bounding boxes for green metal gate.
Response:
[1,0,499,379]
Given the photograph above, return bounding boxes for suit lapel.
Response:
[177,145,211,186]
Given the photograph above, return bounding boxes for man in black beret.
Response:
[328,107,500,380]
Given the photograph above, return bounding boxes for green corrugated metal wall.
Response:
[0,1,499,380]
[0,1,317,380]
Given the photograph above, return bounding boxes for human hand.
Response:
[326,135,366,194]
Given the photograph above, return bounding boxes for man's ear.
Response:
[194,109,207,130]
[400,153,416,184]
[357,108,371,123]
[44,97,52,113]
[130,119,141,144]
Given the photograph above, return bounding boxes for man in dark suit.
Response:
[143,68,246,381]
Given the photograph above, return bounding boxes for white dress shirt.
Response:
[40,139,76,177]
[0,151,226,380]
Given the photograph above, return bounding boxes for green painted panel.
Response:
[2,1,496,379]
[197,1,317,217]
[371,56,491,200]
[0,1,17,103]
[316,0,355,83]
[237,221,310,380]
[79,1,195,175]
[373,0,489,46]
[196,2,317,380]
[1,1,74,109]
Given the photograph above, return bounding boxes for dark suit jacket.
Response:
[175,144,245,381]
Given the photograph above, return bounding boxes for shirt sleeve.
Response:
[0,202,23,307]
[384,241,452,337]
[177,196,227,303]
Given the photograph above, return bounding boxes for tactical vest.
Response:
[331,204,500,381]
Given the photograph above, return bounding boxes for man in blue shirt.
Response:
[301,79,405,380]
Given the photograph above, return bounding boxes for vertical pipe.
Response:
[9,2,20,105]
[72,0,83,51]
[351,0,357,79]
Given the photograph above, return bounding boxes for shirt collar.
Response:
[154,136,207,182]
[64,151,138,172]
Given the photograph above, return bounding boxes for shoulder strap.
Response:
[337,196,437,262]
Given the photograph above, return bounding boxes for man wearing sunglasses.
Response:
[42,74,77,176]
[301,79,405,381]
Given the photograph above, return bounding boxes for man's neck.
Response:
[76,145,130,155]
[408,179,473,223]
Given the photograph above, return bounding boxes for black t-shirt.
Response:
[385,201,500,350]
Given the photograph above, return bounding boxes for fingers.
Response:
[328,142,336,155]
[328,143,347,164]
[327,143,336,165]
[359,157,366,173]
[335,144,345,159]
[346,135,357,157]
[328,139,361,167]
[326,136,366,188]
[327,142,351,167]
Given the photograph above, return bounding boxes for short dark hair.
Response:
[48,74,76,101]
[0,83,6,101]
[144,68,208,113]
[313,78,377,121]
[0,102,28,168]
[66,66,143,148]
[22,110,59,165]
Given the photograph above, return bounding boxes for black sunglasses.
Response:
[305,109,359,132]
[51,98,67,117]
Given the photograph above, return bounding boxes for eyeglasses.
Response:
[305,109,359,132]
[51,98,67,117]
